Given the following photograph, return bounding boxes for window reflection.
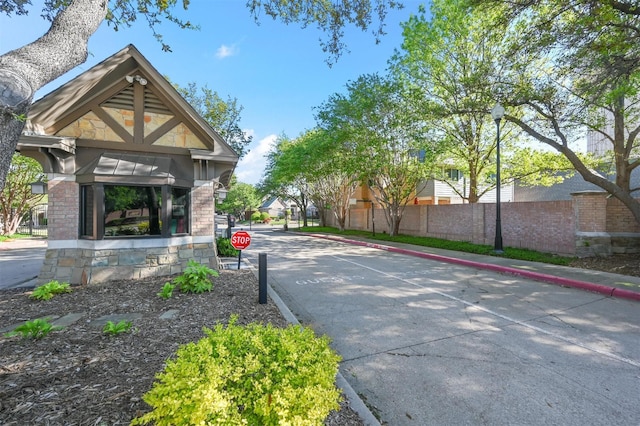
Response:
[104,186,162,236]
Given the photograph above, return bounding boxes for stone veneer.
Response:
[573,191,640,257]
[39,238,218,285]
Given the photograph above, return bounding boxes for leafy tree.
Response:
[273,129,360,231]
[0,0,403,191]
[392,0,504,203]
[316,73,440,236]
[473,0,640,224]
[217,177,261,220]
[174,82,252,159]
[393,0,577,203]
[0,153,46,235]
[260,133,314,227]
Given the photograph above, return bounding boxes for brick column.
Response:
[572,191,610,256]
[47,175,78,241]
[191,181,215,237]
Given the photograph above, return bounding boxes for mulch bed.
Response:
[0,270,364,425]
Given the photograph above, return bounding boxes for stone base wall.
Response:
[575,232,640,257]
[39,240,218,285]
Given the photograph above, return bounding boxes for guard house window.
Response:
[171,187,189,235]
[80,184,190,239]
[77,153,192,239]
[80,185,95,237]
[104,185,162,237]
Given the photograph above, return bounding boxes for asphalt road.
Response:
[244,230,640,426]
[0,241,46,289]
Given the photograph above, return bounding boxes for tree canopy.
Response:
[316,73,440,235]
[174,82,252,159]
[0,0,403,191]
[217,177,261,219]
[472,0,640,223]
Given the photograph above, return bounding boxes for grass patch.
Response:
[0,234,34,243]
[296,226,574,266]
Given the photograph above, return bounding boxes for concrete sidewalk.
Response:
[301,233,640,302]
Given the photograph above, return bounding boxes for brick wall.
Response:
[499,201,574,254]
[338,193,639,256]
[424,204,475,241]
[607,197,640,233]
[573,192,608,232]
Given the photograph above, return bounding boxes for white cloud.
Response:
[215,44,238,59]
[234,133,277,185]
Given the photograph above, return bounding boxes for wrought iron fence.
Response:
[16,204,48,237]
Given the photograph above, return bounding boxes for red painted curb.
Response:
[302,233,640,302]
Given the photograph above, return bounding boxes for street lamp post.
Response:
[491,103,505,253]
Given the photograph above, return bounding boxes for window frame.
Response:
[79,183,190,240]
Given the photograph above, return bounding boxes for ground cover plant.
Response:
[103,320,133,336]
[216,236,239,257]
[4,318,62,340]
[172,259,218,293]
[157,282,175,299]
[298,227,574,265]
[30,280,72,300]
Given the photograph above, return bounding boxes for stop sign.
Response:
[230,230,251,250]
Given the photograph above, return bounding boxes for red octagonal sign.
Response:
[231,230,251,250]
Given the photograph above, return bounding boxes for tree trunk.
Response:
[468,168,480,203]
[0,0,107,191]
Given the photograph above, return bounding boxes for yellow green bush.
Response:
[132,316,342,425]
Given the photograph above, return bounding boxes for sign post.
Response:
[230,230,251,270]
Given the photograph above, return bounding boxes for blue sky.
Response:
[0,1,425,184]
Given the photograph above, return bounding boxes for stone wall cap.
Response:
[571,190,609,196]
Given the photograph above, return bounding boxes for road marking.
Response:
[335,255,640,368]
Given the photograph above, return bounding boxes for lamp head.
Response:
[217,188,228,201]
[491,103,505,121]
[30,181,47,194]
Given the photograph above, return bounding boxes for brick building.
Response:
[17,45,238,284]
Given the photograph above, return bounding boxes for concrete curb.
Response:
[303,233,640,303]
[245,257,382,426]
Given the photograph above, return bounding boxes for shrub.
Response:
[260,212,271,222]
[216,237,239,257]
[172,259,218,293]
[132,317,342,426]
[31,280,72,301]
[251,211,261,222]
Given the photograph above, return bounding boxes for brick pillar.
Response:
[192,181,214,237]
[572,191,610,256]
[47,175,78,241]
[472,203,487,245]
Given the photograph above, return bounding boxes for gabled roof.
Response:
[23,44,238,164]
[260,196,286,209]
